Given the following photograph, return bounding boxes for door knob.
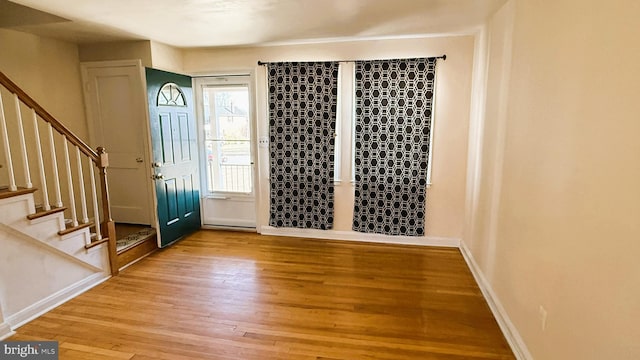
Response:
[152,162,163,168]
[152,173,165,180]
[136,157,144,163]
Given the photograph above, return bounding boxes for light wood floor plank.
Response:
[11,230,514,359]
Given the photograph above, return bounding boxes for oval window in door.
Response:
[157,82,186,106]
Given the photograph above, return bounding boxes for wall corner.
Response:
[459,241,533,360]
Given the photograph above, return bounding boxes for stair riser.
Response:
[0,195,35,225]
[0,193,108,271]
[23,217,66,244]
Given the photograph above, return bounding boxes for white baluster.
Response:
[48,124,62,207]
[75,147,89,224]
[88,158,102,241]
[32,110,50,210]
[13,94,32,188]
[0,91,17,191]
[63,138,77,227]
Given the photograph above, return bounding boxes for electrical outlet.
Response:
[258,136,269,148]
[539,305,547,331]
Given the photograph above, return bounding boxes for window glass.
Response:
[202,86,252,193]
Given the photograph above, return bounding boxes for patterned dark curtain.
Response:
[268,62,339,230]
[352,58,437,236]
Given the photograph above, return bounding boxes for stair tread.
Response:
[58,221,94,236]
[27,206,67,220]
[85,237,109,250]
[0,186,37,200]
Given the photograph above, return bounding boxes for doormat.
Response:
[116,227,156,252]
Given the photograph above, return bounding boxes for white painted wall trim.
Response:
[459,240,532,360]
[201,224,256,232]
[260,226,460,247]
[0,323,14,341]
[202,218,256,229]
[0,299,11,340]
[0,223,104,272]
[6,272,110,330]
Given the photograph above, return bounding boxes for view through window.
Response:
[202,86,252,193]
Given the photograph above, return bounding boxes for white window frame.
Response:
[335,62,357,185]
[425,67,438,188]
[194,75,257,198]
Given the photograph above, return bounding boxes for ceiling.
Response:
[4,0,506,48]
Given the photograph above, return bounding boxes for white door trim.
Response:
[193,72,260,229]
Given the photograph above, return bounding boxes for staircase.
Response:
[0,71,118,338]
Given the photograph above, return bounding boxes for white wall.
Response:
[184,36,475,244]
[79,40,185,74]
[78,40,153,67]
[0,29,88,140]
[149,41,184,73]
[464,0,640,359]
[0,225,96,318]
[0,29,91,209]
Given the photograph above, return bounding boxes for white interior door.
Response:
[81,61,154,225]
[195,76,257,228]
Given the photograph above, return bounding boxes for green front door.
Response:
[146,68,201,247]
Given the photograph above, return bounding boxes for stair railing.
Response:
[0,71,118,275]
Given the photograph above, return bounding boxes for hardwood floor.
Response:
[116,235,158,270]
[10,230,515,359]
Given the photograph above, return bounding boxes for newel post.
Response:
[97,147,119,275]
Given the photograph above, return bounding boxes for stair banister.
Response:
[88,157,101,242]
[76,147,89,224]
[0,91,17,191]
[0,70,118,275]
[47,123,63,208]
[13,94,32,188]
[97,147,118,275]
[32,109,51,211]
[62,138,77,227]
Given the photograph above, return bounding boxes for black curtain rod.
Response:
[257,54,446,66]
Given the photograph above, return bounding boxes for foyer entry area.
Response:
[9,230,514,359]
[114,223,157,270]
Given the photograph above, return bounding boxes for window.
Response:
[335,61,357,184]
[202,85,252,194]
[157,83,186,106]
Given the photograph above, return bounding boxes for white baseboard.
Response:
[201,224,256,232]
[203,218,256,228]
[260,226,460,247]
[6,272,110,329]
[0,322,14,340]
[459,241,532,360]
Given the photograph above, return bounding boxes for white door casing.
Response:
[194,74,259,229]
[81,60,155,225]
